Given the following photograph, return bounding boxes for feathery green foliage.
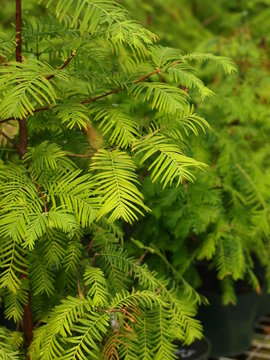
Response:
[0,0,235,358]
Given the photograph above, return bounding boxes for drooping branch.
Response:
[0,51,76,124]
[80,68,161,104]
[0,67,162,123]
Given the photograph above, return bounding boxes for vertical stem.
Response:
[19,119,27,159]
[16,0,27,159]
[15,0,22,63]
[16,0,33,352]
[23,294,34,348]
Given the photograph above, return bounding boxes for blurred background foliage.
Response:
[119,0,270,303]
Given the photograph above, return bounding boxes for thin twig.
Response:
[46,50,76,80]
[183,178,190,208]
[65,152,94,158]
[0,129,18,147]
[134,68,161,83]
[91,253,100,267]
[34,181,47,214]
[125,250,148,280]
[0,55,8,66]
[76,266,82,300]
[96,306,133,314]
[0,66,163,124]
[80,88,119,104]
[87,238,95,253]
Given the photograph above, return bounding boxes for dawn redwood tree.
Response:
[0,0,235,358]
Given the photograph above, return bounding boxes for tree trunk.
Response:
[16,0,28,159]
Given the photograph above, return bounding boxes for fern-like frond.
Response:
[0,239,27,294]
[0,61,67,119]
[22,15,81,41]
[83,266,109,306]
[63,237,84,272]
[130,82,188,114]
[0,33,15,62]
[182,53,237,74]
[98,245,202,343]
[91,105,140,148]
[41,0,156,51]
[167,63,214,99]
[155,105,210,140]
[24,141,76,177]
[39,230,67,270]
[150,46,183,68]
[150,304,176,360]
[54,102,91,130]
[133,133,206,188]
[59,291,159,360]
[220,276,237,305]
[60,311,110,360]
[4,279,28,322]
[29,250,55,296]
[0,327,21,360]
[90,149,149,223]
[46,169,98,227]
[215,235,246,281]
[29,296,88,360]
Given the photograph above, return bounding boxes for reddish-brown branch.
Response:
[0,67,163,124]
[23,294,34,348]
[15,0,22,63]
[46,50,76,80]
[0,117,15,124]
[136,250,148,264]
[76,266,82,299]
[125,250,148,280]
[18,118,27,159]
[80,88,120,104]
[65,152,94,158]
[87,238,95,253]
[134,68,161,83]
[34,181,47,214]
[0,55,8,66]
[80,68,161,105]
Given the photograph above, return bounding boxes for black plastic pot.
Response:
[174,338,211,360]
[255,284,270,318]
[253,263,270,318]
[198,292,259,357]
